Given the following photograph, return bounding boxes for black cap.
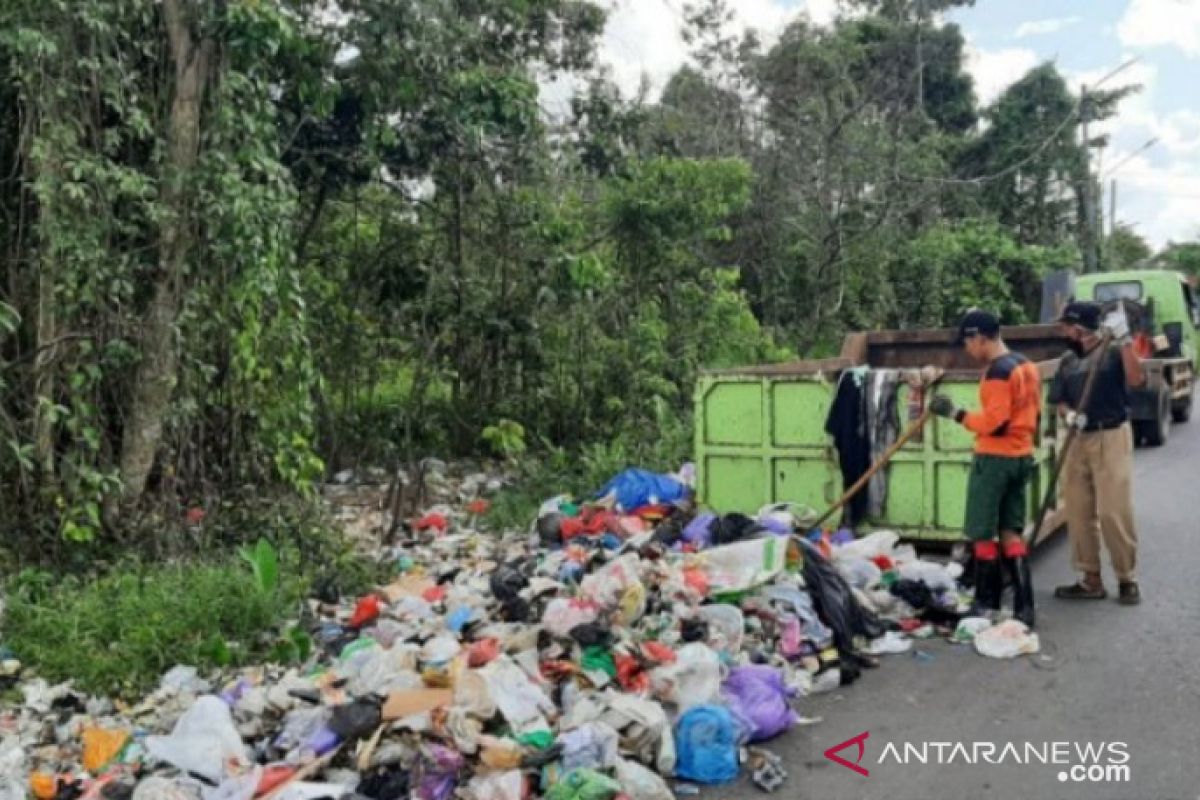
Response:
[1058,301,1101,331]
[954,309,1001,344]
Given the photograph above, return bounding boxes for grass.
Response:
[2,554,308,697]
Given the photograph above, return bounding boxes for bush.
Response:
[2,548,308,697]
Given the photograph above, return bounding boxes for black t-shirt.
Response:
[1048,346,1129,426]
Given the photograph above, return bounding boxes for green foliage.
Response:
[888,220,1079,326]
[1155,242,1200,277]
[1106,224,1153,270]
[239,539,280,595]
[482,420,528,459]
[3,555,306,696]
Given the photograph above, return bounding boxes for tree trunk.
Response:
[118,0,211,507]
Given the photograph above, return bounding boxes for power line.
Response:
[1101,137,1158,178]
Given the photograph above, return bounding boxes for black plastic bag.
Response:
[800,539,885,659]
[330,698,383,740]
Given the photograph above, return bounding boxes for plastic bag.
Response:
[952,617,993,643]
[542,598,599,638]
[160,666,212,695]
[698,605,744,657]
[329,699,382,741]
[681,514,716,549]
[348,647,423,698]
[580,555,644,610]
[650,643,721,711]
[674,705,739,784]
[836,558,882,590]
[897,559,961,593]
[800,540,885,659]
[831,530,899,563]
[146,696,249,783]
[478,658,554,734]
[974,620,1040,659]
[466,771,523,800]
[559,722,619,772]
[593,469,687,512]
[702,537,787,596]
[866,631,912,655]
[82,728,130,773]
[421,636,462,666]
[414,745,463,800]
[544,770,621,800]
[721,665,797,742]
[614,760,673,800]
[132,778,203,800]
[760,585,833,648]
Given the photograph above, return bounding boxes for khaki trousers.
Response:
[1062,423,1138,581]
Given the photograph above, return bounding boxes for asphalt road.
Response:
[724,417,1200,800]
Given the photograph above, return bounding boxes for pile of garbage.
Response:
[1,466,1037,800]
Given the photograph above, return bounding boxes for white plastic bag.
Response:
[614,759,673,800]
[897,559,961,593]
[698,604,744,656]
[580,554,644,608]
[478,658,555,734]
[542,598,600,638]
[836,558,882,590]
[701,537,786,595]
[146,696,250,783]
[466,771,524,800]
[132,777,204,800]
[974,620,1040,659]
[831,530,899,563]
[559,722,620,771]
[650,642,721,711]
[867,631,912,655]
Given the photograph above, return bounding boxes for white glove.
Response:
[1065,410,1088,431]
[1102,302,1132,345]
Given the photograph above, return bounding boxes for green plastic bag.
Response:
[544,769,621,800]
[581,646,617,678]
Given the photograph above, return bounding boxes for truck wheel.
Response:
[1140,389,1172,447]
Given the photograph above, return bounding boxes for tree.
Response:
[1106,224,1152,270]
[1154,241,1200,277]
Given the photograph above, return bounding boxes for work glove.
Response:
[1102,301,1132,347]
[1064,410,1089,431]
[929,394,959,419]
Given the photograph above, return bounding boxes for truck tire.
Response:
[1138,389,1172,447]
[1171,383,1193,424]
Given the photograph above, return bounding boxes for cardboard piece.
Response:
[381,689,454,721]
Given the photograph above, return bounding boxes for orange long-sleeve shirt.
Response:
[961,352,1041,457]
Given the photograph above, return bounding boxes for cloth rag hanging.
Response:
[866,370,901,518]
[824,368,871,527]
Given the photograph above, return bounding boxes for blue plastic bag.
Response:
[674,705,739,784]
[594,469,687,513]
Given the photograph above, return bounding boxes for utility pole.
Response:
[1110,178,1117,237]
[1080,83,1099,274]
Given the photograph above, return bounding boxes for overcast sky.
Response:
[563,0,1200,249]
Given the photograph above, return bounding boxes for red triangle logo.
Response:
[824,731,870,777]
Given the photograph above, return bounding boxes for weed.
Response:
[2,545,307,697]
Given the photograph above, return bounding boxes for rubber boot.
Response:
[971,557,1003,618]
[1005,555,1036,628]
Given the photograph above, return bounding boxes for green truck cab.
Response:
[1071,270,1198,445]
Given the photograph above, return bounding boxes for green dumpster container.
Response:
[694,325,1070,544]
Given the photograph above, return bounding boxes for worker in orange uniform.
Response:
[930,310,1042,626]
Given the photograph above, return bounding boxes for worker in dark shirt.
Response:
[931,310,1040,625]
[1050,301,1146,605]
